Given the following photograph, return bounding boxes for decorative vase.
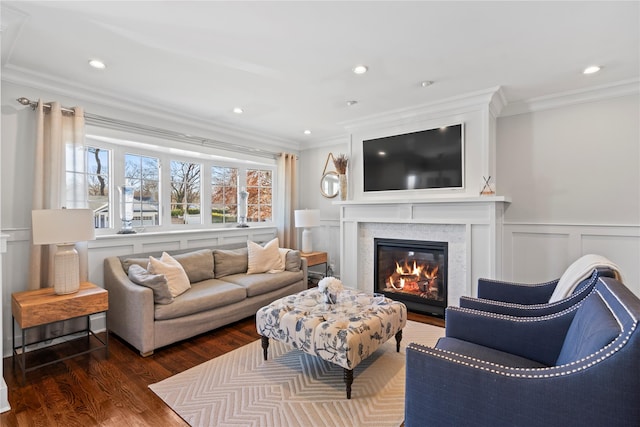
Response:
[339,174,347,201]
[323,291,337,304]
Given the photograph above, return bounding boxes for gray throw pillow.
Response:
[127,264,173,304]
[121,257,149,274]
[213,248,248,278]
[285,250,301,272]
[172,249,215,283]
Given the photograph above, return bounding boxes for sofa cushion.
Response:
[127,264,174,305]
[154,279,247,321]
[435,337,547,368]
[247,238,283,274]
[222,270,304,297]
[148,252,191,297]
[555,292,620,365]
[171,249,215,283]
[213,248,248,278]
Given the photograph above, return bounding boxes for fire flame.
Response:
[387,259,439,294]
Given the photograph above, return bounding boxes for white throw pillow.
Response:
[247,237,284,274]
[148,252,191,297]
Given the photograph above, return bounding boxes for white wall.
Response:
[298,139,348,275]
[498,93,640,293]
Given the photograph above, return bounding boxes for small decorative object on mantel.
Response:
[333,153,349,201]
[480,176,495,196]
[318,276,344,304]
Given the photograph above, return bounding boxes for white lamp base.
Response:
[301,228,313,253]
[53,243,80,295]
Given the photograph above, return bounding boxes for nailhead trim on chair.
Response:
[413,279,637,379]
[463,272,599,310]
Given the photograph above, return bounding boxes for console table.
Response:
[11,282,109,382]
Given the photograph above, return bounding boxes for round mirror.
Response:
[320,171,340,198]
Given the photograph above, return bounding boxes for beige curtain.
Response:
[29,100,88,288]
[277,153,297,249]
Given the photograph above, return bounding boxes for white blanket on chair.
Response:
[549,254,625,303]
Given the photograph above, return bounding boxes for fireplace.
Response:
[374,238,448,317]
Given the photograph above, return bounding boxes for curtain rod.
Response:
[16,97,280,159]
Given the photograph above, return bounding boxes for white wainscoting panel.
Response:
[503,223,640,297]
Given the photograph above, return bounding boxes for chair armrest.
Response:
[444,305,577,365]
[405,341,639,427]
[477,278,558,304]
[103,256,156,355]
[461,271,600,316]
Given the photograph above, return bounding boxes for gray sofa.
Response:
[104,244,307,356]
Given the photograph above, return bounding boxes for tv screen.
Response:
[363,124,463,192]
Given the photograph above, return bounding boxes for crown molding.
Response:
[2,65,301,153]
[338,86,504,132]
[500,78,640,117]
[299,134,350,151]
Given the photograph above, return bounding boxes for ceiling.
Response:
[2,1,638,149]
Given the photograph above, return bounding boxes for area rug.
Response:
[149,320,444,427]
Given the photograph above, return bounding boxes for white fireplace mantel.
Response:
[336,196,510,308]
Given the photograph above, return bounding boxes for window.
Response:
[211,166,238,224]
[246,169,272,222]
[84,128,276,233]
[87,146,111,228]
[170,160,201,225]
[124,154,160,226]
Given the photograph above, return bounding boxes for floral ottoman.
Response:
[256,287,407,399]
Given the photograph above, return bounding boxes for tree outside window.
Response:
[170,160,201,224]
[246,169,272,222]
[87,146,110,228]
[211,166,238,223]
[124,154,160,226]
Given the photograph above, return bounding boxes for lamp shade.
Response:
[294,209,320,228]
[32,209,96,245]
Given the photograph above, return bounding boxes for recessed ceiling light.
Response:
[88,59,106,69]
[420,80,434,87]
[346,100,358,106]
[353,65,368,75]
[303,130,311,135]
[583,65,601,74]
[233,107,244,114]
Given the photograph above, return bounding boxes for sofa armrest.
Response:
[301,257,308,286]
[444,305,577,365]
[477,278,558,304]
[103,256,156,356]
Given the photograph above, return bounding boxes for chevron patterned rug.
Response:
[149,320,444,427]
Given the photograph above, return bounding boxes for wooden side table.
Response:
[12,281,109,382]
[300,251,328,283]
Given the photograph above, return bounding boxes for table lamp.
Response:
[294,209,320,253]
[32,208,96,295]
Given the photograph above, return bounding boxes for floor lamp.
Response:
[32,208,96,295]
[294,209,320,253]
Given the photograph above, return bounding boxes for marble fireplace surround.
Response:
[336,197,510,308]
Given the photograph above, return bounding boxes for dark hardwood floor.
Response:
[1,312,443,426]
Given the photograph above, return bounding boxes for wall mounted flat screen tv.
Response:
[363,124,464,192]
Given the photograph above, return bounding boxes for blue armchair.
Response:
[459,268,615,316]
[405,277,640,427]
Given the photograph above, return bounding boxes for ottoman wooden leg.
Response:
[344,368,354,399]
[261,336,269,360]
[395,329,403,352]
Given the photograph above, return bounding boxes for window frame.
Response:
[85,129,276,236]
